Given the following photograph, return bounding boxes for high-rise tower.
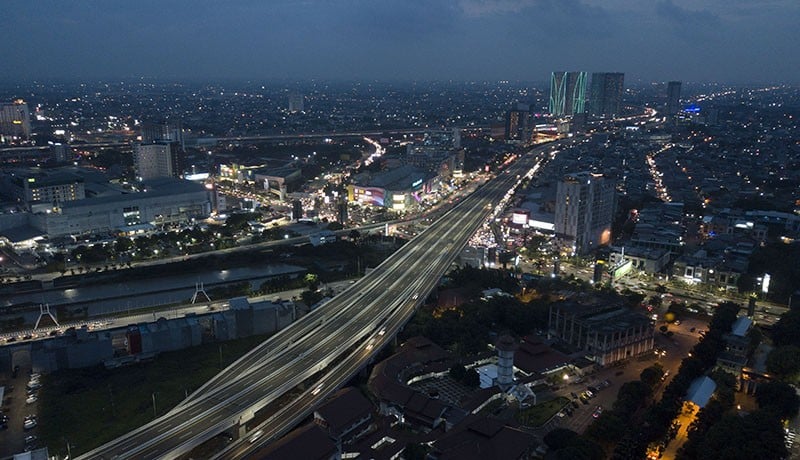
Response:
[666,81,682,116]
[0,99,31,141]
[555,172,616,255]
[133,143,176,181]
[588,73,625,117]
[549,72,587,117]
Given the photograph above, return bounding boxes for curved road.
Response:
[77,144,553,460]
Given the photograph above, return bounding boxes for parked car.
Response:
[592,406,604,418]
[23,419,37,430]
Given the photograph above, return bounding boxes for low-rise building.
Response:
[258,423,340,460]
[608,246,670,275]
[314,387,374,446]
[547,303,654,366]
[429,415,536,460]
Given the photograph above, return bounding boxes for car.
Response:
[570,392,579,399]
[26,383,41,391]
[588,386,599,393]
[25,415,36,421]
[585,390,594,398]
[571,401,580,409]
[580,397,590,405]
[592,406,603,418]
[690,327,696,332]
[311,384,323,396]
[674,320,681,326]
[25,435,37,444]
[249,430,264,443]
[26,395,37,404]
[23,419,37,430]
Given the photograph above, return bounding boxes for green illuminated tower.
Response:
[549,72,587,117]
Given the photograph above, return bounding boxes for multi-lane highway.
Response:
[77,145,550,460]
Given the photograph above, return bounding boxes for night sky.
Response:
[4,0,798,83]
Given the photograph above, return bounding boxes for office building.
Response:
[666,81,682,116]
[288,93,305,113]
[555,172,615,255]
[549,72,587,117]
[0,99,31,141]
[134,142,176,181]
[588,73,625,117]
[504,103,532,143]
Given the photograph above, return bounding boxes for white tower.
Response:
[496,335,518,390]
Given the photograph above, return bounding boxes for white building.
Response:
[30,178,211,236]
[555,172,615,255]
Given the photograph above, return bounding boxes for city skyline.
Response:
[3,0,799,84]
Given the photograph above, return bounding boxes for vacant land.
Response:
[37,334,270,457]
[517,396,570,427]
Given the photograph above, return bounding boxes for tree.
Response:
[766,345,800,379]
[449,363,466,381]
[649,295,663,309]
[640,365,665,388]
[585,411,627,444]
[463,369,480,388]
[770,309,800,347]
[304,273,320,291]
[544,428,579,450]
[402,442,428,460]
[756,381,800,419]
[697,410,787,460]
[614,381,651,416]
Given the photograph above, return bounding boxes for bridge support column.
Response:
[239,424,248,439]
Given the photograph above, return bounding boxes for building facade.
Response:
[133,142,174,181]
[4,169,86,209]
[549,71,587,117]
[548,304,655,366]
[0,99,31,141]
[505,104,532,143]
[30,178,212,236]
[666,81,682,117]
[555,172,615,255]
[588,73,625,117]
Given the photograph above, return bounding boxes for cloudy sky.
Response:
[4,0,798,83]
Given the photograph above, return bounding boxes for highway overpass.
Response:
[77,144,551,460]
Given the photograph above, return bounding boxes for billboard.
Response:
[512,209,530,226]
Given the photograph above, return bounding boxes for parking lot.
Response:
[0,366,40,457]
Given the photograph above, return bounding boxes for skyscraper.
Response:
[549,72,587,117]
[141,120,184,151]
[555,172,616,255]
[134,142,175,181]
[504,103,532,143]
[288,93,304,113]
[666,81,682,116]
[0,99,31,141]
[588,73,625,117]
